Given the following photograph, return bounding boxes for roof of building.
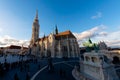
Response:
[38,30,76,42]
[7,45,21,49]
[38,36,48,41]
[23,47,28,49]
[55,30,75,38]
[6,45,28,49]
[0,47,4,49]
[56,30,73,36]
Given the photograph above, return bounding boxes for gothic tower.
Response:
[30,10,40,45]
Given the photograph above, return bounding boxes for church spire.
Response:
[43,33,45,38]
[36,9,38,19]
[31,10,40,45]
[34,10,38,21]
[55,25,58,34]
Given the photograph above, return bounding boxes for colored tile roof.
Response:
[55,30,76,38]
[38,30,76,42]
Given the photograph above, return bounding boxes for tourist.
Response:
[0,63,4,77]
[38,64,40,70]
[63,70,66,78]
[59,68,62,77]
[14,73,19,80]
[26,71,30,80]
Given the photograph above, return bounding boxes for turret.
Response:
[55,25,58,34]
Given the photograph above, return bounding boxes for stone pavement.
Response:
[34,62,78,80]
[0,59,46,80]
[0,58,79,80]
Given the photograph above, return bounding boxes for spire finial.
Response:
[36,9,38,19]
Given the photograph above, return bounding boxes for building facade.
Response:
[2,45,28,54]
[78,50,119,80]
[29,11,80,58]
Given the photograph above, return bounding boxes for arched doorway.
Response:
[112,56,120,64]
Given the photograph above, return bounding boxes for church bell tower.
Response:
[30,10,40,45]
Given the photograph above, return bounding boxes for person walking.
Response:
[26,71,30,80]
[14,73,19,80]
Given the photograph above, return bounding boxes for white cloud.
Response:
[73,25,106,41]
[1,24,120,48]
[73,25,120,48]
[91,12,102,19]
[0,28,2,32]
[98,32,107,36]
[0,35,29,47]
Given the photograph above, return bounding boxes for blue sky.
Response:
[0,0,120,47]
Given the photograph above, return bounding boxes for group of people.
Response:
[0,54,39,80]
[13,71,30,80]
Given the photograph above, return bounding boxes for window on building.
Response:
[55,47,58,52]
[34,28,36,32]
[104,55,109,63]
[70,47,72,51]
[85,56,90,61]
[91,57,97,63]
[39,47,41,51]
[63,46,67,51]
[44,47,46,51]
[81,55,84,61]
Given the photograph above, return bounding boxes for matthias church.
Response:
[29,11,80,58]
